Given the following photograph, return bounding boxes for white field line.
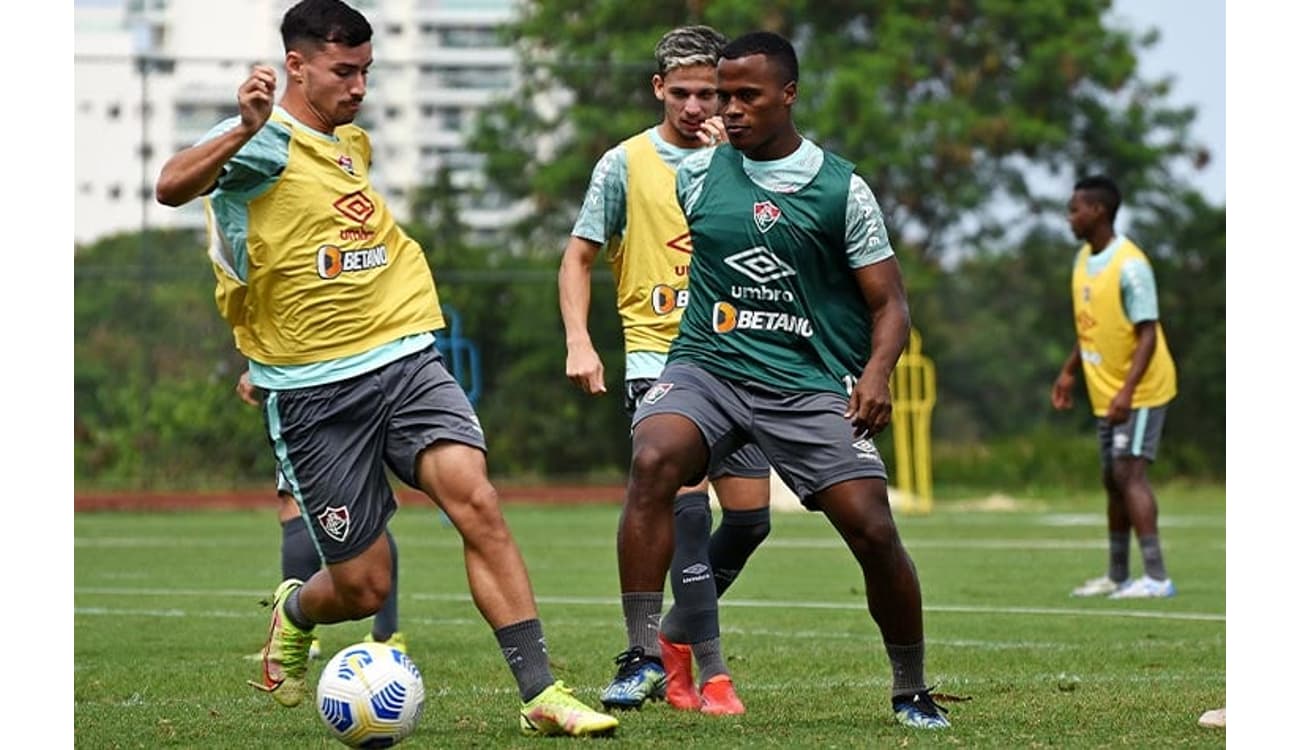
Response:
[72,536,1222,552]
[74,670,1223,710]
[75,587,1224,623]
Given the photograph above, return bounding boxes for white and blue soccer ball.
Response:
[316,642,426,748]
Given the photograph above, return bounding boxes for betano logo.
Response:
[651,285,690,315]
[317,244,389,279]
[712,302,813,337]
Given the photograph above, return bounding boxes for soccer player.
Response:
[154,0,617,736]
[235,370,404,658]
[1053,175,1178,599]
[559,25,768,715]
[621,31,951,729]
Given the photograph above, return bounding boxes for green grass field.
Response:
[74,485,1225,748]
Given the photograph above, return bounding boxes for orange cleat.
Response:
[657,634,701,710]
[700,674,746,716]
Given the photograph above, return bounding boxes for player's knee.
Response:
[336,570,391,617]
[448,483,510,543]
[720,508,771,548]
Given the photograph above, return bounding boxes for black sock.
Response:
[709,506,770,598]
[371,530,399,641]
[667,492,719,643]
[281,516,320,583]
[495,619,555,703]
[1108,531,1130,582]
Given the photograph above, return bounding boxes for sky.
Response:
[1107,0,1226,204]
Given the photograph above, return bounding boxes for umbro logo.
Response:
[725,246,796,284]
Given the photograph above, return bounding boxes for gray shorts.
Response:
[632,362,887,508]
[1098,404,1169,468]
[626,377,769,480]
[265,345,486,563]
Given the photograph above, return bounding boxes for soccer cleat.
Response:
[364,631,407,654]
[520,681,620,737]
[1071,575,1125,597]
[246,578,314,707]
[599,646,666,710]
[1198,707,1226,728]
[658,634,701,710]
[243,634,321,662]
[699,674,745,716]
[1108,575,1176,599]
[893,688,951,729]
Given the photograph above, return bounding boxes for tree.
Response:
[471,0,1209,263]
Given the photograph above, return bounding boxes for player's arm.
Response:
[847,257,911,438]
[235,368,262,407]
[1051,345,1081,411]
[559,235,607,395]
[1106,257,1162,423]
[155,65,277,206]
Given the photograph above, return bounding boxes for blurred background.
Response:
[72,0,1225,495]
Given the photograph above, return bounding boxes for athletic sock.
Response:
[885,640,927,697]
[371,529,399,641]
[621,592,664,658]
[495,619,555,703]
[692,636,729,684]
[709,506,771,598]
[1138,534,1169,581]
[280,515,320,583]
[667,491,718,641]
[283,586,316,632]
[1108,531,1130,582]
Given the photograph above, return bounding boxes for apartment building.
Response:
[74,0,524,246]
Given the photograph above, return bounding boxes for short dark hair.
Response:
[1073,175,1122,223]
[281,0,372,53]
[720,31,799,84]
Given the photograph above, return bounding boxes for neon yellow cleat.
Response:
[519,681,619,737]
[364,631,407,654]
[246,579,314,707]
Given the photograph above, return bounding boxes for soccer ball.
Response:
[316,642,426,748]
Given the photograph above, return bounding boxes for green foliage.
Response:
[474,0,1203,262]
[72,3,1224,490]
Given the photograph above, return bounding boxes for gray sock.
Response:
[280,516,320,582]
[283,586,315,632]
[1138,534,1168,581]
[621,592,664,658]
[1108,531,1130,582]
[495,619,554,702]
[885,640,927,697]
[692,636,729,684]
[371,530,399,641]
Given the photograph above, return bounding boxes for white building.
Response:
[74,0,525,247]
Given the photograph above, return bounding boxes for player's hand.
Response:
[1050,372,1074,410]
[565,344,606,395]
[236,370,261,407]
[238,65,277,133]
[844,371,892,438]
[1105,390,1133,425]
[698,115,728,146]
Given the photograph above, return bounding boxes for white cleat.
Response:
[1108,575,1175,599]
[1070,576,1125,597]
